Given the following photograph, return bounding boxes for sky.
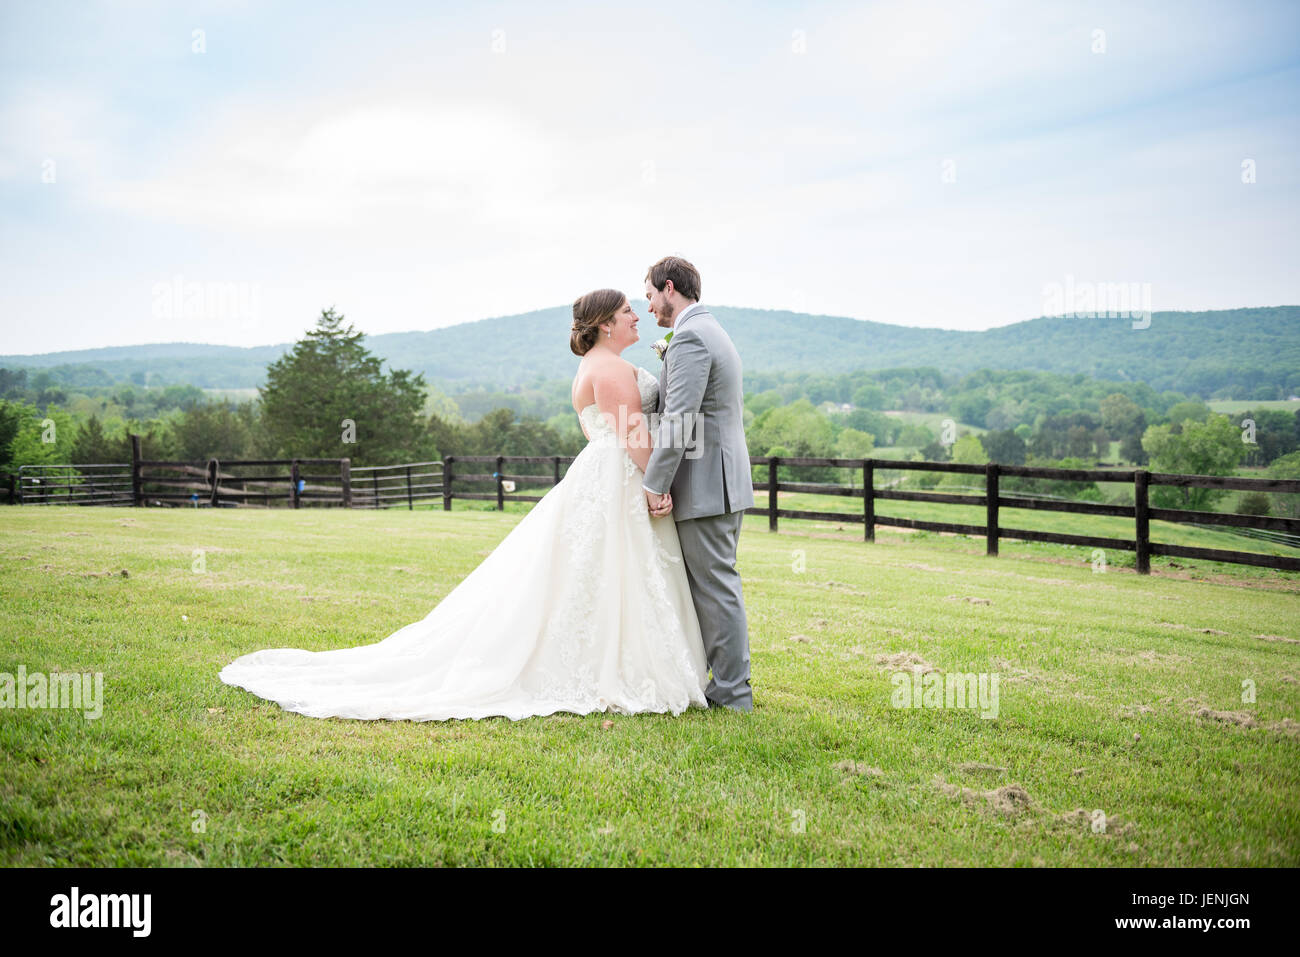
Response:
[1,0,1298,355]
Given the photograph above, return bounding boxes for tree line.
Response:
[2,307,1297,518]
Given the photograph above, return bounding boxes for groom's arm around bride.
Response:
[641,256,756,712]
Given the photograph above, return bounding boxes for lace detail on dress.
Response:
[530,366,698,713]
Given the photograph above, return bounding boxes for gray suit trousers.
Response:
[675,509,753,711]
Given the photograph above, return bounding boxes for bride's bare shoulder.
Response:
[573,354,635,407]
[581,354,636,383]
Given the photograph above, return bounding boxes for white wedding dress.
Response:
[219,366,710,721]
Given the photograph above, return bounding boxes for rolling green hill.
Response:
[3,305,1297,399]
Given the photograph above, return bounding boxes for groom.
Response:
[642,256,755,712]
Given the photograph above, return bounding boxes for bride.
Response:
[218,288,711,721]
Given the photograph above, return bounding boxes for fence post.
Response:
[864,459,874,542]
[372,472,379,510]
[130,433,142,507]
[986,462,999,557]
[290,460,301,509]
[496,455,505,510]
[768,456,778,532]
[443,456,454,511]
[207,458,220,508]
[340,458,352,508]
[553,455,561,487]
[407,465,413,510]
[1135,469,1150,575]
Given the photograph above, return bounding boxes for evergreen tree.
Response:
[259,308,432,466]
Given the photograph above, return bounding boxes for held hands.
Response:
[645,489,673,518]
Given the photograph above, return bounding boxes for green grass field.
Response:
[1,505,1297,866]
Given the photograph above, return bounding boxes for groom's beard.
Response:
[658,302,675,328]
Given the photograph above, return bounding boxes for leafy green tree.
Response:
[121,417,178,461]
[909,449,942,488]
[1164,400,1212,427]
[1142,414,1244,510]
[752,443,792,484]
[842,408,899,445]
[1001,455,1102,501]
[746,399,836,481]
[979,429,1027,465]
[1265,451,1300,519]
[1119,431,1148,465]
[897,422,934,449]
[1237,491,1271,516]
[835,428,875,459]
[71,414,130,464]
[851,383,886,410]
[172,401,256,461]
[1238,408,1298,467]
[425,412,466,461]
[747,399,834,458]
[950,391,994,429]
[919,437,950,463]
[745,389,783,418]
[155,383,206,412]
[0,369,30,400]
[950,433,988,465]
[985,400,1026,431]
[0,400,24,472]
[937,433,988,490]
[421,385,463,426]
[1100,393,1145,438]
[4,403,77,467]
[259,308,432,466]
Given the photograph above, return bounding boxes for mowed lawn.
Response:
[1,506,1297,866]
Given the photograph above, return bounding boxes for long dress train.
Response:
[218,366,710,720]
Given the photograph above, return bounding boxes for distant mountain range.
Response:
[3,305,1297,398]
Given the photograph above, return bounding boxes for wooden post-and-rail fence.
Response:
[9,436,1300,575]
[752,455,1300,575]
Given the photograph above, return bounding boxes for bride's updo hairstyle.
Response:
[570,288,627,356]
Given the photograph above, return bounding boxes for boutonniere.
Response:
[651,331,673,361]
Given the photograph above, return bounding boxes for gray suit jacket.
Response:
[643,305,755,522]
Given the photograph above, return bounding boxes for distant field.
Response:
[1209,399,1300,414]
[200,388,260,402]
[879,411,989,436]
[1,506,1296,866]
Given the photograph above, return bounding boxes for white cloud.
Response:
[0,0,1297,354]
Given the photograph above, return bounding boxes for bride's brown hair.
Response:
[570,288,627,357]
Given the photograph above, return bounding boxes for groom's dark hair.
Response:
[646,256,701,302]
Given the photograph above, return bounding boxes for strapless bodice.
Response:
[579,366,659,445]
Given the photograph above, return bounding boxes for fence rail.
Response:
[350,461,443,510]
[11,463,133,506]
[9,437,1298,575]
[745,455,1300,574]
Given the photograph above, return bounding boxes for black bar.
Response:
[1135,470,1150,575]
[863,460,874,542]
[768,457,778,532]
[986,462,999,557]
